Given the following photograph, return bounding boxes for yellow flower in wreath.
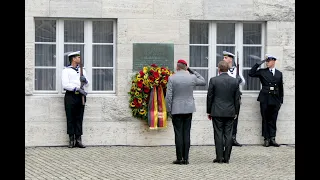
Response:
[135,92,140,96]
[139,109,147,115]
[130,102,135,107]
[143,66,148,74]
[138,98,142,104]
[144,74,148,80]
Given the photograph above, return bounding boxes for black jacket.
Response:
[248,63,284,105]
[206,73,241,117]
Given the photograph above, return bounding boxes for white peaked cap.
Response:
[68,51,81,57]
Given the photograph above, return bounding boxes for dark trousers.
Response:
[232,103,241,136]
[212,117,234,161]
[260,103,280,139]
[172,113,192,161]
[64,92,85,136]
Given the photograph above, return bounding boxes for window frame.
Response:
[33,18,117,94]
[189,20,266,94]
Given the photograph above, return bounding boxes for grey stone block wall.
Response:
[25,0,295,147]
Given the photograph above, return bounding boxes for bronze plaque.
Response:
[133,43,174,71]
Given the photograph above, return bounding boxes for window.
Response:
[189,21,265,92]
[34,18,116,94]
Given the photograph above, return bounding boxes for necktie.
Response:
[270,69,273,75]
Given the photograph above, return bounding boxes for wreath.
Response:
[128,64,173,121]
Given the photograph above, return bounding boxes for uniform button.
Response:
[269,83,271,84]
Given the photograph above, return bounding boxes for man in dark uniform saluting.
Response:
[61,51,89,148]
[249,54,284,147]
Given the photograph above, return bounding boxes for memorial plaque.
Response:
[133,43,174,71]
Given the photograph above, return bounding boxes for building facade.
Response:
[25,0,295,147]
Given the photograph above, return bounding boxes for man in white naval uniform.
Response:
[222,51,246,146]
[62,51,89,148]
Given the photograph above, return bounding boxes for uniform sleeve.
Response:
[234,81,241,114]
[248,63,262,78]
[238,72,246,86]
[279,72,284,104]
[165,76,173,113]
[83,69,89,87]
[193,71,206,86]
[62,69,77,91]
[206,78,214,114]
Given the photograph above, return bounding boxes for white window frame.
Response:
[33,18,117,94]
[189,21,265,94]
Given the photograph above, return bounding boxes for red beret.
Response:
[177,59,187,65]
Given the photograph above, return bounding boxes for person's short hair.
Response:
[68,56,73,63]
[68,55,80,63]
[218,60,229,72]
[177,62,187,70]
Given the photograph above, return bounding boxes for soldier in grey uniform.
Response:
[222,51,246,146]
[165,59,206,165]
[249,54,284,147]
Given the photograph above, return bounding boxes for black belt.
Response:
[262,86,278,91]
[65,90,80,95]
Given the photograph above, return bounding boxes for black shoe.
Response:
[183,160,189,165]
[270,137,280,147]
[213,159,224,163]
[68,135,74,148]
[68,140,74,148]
[223,159,229,164]
[172,160,183,165]
[263,139,270,147]
[75,135,86,148]
[232,139,242,147]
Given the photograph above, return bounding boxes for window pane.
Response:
[216,46,235,66]
[92,69,113,91]
[93,21,113,43]
[190,22,209,44]
[243,46,261,67]
[189,46,208,67]
[243,70,260,91]
[217,23,235,44]
[243,23,262,44]
[193,69,208,91]
[64,20,84,42]
[64,45,84,66]
[93,45,113,67]
[35,20,56,42]
[35,69,56,90]
[35,44,56,66]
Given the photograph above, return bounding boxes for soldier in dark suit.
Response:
[206,60,241,164]
[249,54,284,147]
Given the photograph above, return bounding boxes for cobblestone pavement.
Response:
[25,145,295,180]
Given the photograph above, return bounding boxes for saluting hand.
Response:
[258,59,266,65]
[187,67,194,74]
